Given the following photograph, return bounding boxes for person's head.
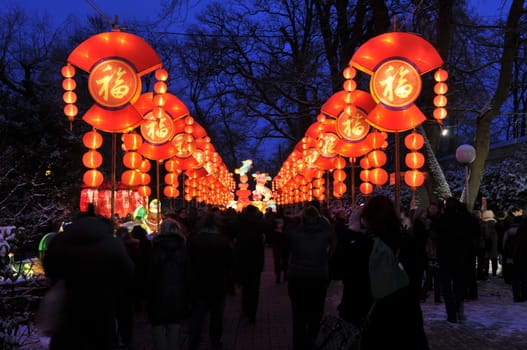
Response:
[115,226,130,241]
[131,225,148,239]
[302,205,321,225]
[481,210,496,223]
[361,195,399,237]
[511,206,524,217]
[196,213,220,233]
[159,219,182,236]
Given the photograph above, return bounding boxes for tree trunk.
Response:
[467,0,525,210]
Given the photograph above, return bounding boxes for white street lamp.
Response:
[455,144,476,207]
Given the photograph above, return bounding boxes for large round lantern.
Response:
[405,152,425,169]
[83,130,103,149]
[83,169,104,188]
[367,150,387,168]
[369,168,388,186]
[82,150,103,169]
[404,169,425,188]
[404,132,424,151]
[360,182,373,195]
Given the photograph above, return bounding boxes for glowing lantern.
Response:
[155,68,169,81]
[64,104,78,119]
[333,181,346,195]
[333,169,347,182]
[123,151,143,169]
[360,156,371,169]
[404,169,425,188]
[122,132,143,151]
[369,168,388,186]
[82,150,103,169]
[164,186,179,198]
[366,131,387,150]
[434,69,448,82]
[165,172,178,185]
[61,64,75,78]
[433,95,448,108]
[137,185,151,197]
[121,170,142,187]
[63,91,77,104]
[404,132,424,151]
[334,157,346,170]
[83,169,103,188]
[367,150,387,168]
[139,159,152,173]
[405,152,425,169]
[83,131,103,149]
[62,78,76,91]
[360,182,373,195]
[433,108,447,120]
[434,82,448,95]
[140,172,151,185]
[359,169,371,182]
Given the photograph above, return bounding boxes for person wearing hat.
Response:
[481,210,499,279]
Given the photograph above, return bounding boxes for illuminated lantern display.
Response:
[65,31,162,132]
[433,69,449,122]
[360,182,373,195]
[349,32,446,133]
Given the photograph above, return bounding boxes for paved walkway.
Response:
[129,247,527,350]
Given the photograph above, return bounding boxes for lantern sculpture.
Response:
[64,31,162,132]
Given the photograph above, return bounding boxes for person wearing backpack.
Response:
[345,195,429,350]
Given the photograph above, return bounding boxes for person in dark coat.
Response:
[234,205,265,323]
[346,195,429,350]
[130,225,151,315]
[271,207,289,283]
[43,216,134,350]
[287,205,334,350]
[187,213,235,350]
[436,198,475,323]
[146,219,191,350]
[512,217,527,302]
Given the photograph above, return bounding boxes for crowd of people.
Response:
[40,195,527,350]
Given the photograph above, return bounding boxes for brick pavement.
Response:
[129,247,527,350]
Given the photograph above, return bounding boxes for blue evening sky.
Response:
[17,0,510,27]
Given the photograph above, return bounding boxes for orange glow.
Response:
[121,169,142,187]
[342,66,356,80]
[61,64,75,78]
[83,130,103,149]
[404,132,424,151]
[434,82,448,95]
[433,95,448,108]
[137,185,151,197]
[154,81,168,94]
[359,169,371,182]
[155,68,169,81]
[64,104,78,118]
[369,168,388,186]
[139,159,152,173]
[405,151,425,169]
[367,150,387,168]
[122,132,143,151]
[360,182,373,195]
[404,169,425,188]
[63,91,77,104]
[164,185,180,198]
[82,150,103,169]
[123,151,143,169]
[360,156,371,169]
[62,78,76,91]
[433,107,447,120]
[165,172,178,185]
[83,169,104,188]
[333,169,347,182]
[434,69,448,82]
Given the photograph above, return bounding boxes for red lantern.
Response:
[140,172,151,185]
[63,91,77,104]
[83,169,104,188]
[359,169,371,182]
[360,182,373,195]
[433,95,448,108]
[333,181,346,195]
[121,169,142,187]
[122,132,143,151]
[405,152,425,169]
[404,132,424,151]
[139,159,152,173]
[155,68,169,81]
[433,108,447,120]
[62,78,76,91]
[82,150,103,169]
[360,156,371,169]
[64,104,78,118]
[61,64,75,78]
[334,157,346,170]
[369,168,388,186]
[434,68,448,82]
[165,172,178,185]
[333,169,347,182]
[366,132,387,150]
[367,150,387,168]
[164,185,179,198]
[83,131,103,149]
[137,185,151,197]
[123,151,143,169]
[434,82,448,95]
[404,169,425,188]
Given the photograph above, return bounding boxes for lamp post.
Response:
[455,144,476,207]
